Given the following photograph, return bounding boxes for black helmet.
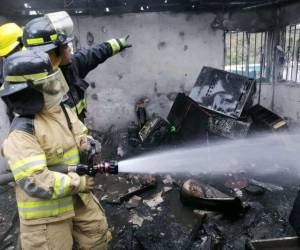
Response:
[0,50,55,115]
[1,50,54,96]
[23,11,74,52]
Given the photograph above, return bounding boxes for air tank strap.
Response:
[60,103,73,132]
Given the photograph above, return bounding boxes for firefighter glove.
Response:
[68,172,93,193]
[79,176,95,192]
[117,35,132,50]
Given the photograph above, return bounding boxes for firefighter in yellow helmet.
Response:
[0,22,23,122]
[0,23,23,57]
[23,11,131,122]
[1,50,110,249]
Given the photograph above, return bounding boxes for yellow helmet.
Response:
[0,23,23,57]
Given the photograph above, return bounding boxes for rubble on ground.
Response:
[126,196,142,209]
[0,159,299,250]
[95,171,298,249]
[143,191,164,208]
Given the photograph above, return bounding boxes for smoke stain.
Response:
[158,41,167,50]
[91,93,98,100]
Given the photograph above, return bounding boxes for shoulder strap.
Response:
[9,115,35,135]
[60,103,73,132]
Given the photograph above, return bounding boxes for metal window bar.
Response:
[225,31,267,80]
[223,32,226,69]
[229,32,232,72]
[282,24,300,83]
[263,32,268,79]
[236,32,238,74]
[290,25,297,81]
[258,32,264,104]
[246,33,250,77]
[224,26,300,82]
[266,32,274,81]
[281,29,286,53]
[241,32,245,76]
[253,33,257,74]
[295,29,300,82]
[285,25,292,80]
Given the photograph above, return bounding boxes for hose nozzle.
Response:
[96,160,118,174]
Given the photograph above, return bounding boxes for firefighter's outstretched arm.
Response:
[73,35,132,79]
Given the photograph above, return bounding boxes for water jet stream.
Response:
[118,132,300,176]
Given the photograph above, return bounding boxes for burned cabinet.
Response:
[138,116,170,147]
[167,93,251,141]
[167,93,212,141]
[247,104,287,132]
[189,67,256,119]
[208,115,252,139]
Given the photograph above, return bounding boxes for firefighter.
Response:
[1,49,110,249]
[0,23,23,122]
[22,11,132,122]
[0,23,23,60]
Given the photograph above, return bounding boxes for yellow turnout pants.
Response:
[20,195,110,250]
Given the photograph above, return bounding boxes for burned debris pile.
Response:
[127,67,287,151]
[89,67,289,171]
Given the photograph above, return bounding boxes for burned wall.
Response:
[72,13,224,131]
[212,1,300,32]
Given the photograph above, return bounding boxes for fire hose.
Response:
[0,161,119,186]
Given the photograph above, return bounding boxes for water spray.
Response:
[1,131,300,185]
[117,131,300,176]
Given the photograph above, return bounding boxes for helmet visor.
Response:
[45,11,73,39]
[33,68,69,96]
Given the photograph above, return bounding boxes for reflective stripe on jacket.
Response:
[2,106,89,225]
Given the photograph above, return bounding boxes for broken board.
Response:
[247,237,300,250]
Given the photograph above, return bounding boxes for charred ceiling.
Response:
[0,0,297,17]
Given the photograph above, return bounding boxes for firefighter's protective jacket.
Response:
[61,39,122,121]
[2,105,90,225]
